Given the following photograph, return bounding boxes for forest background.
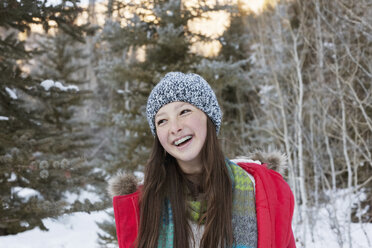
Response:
[0,0,371,247]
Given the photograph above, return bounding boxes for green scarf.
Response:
[158,159,257,248]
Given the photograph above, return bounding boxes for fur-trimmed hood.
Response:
[108,151,287,198]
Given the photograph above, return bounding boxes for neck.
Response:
[183,170,204,200]
[177,160,203,175]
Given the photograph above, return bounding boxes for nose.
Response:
[169,119,182,134]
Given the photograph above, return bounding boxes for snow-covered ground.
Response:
[1,188,371,248]
[297,220,371,248]
[294,189,371,248]
[1,209,370,248]
[0,211,109,248]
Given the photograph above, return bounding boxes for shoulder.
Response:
[108,151,289,197]
[230,151,293,195]
[232,153,295,246]
[232,150,288,175]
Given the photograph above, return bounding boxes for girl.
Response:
[109,72,296,248]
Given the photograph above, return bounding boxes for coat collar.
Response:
[108,150,287,197]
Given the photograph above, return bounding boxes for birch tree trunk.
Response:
[333,37,353,248]
[290,26,308,246]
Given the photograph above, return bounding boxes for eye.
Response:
[156,119,166,126]
[180,109,191,115]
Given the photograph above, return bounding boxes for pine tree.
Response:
[194,3,260,157]
[95,0,232,173]
[95,0,230,245]
[0,0,106,236]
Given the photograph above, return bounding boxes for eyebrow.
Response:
[155,102,189,119]
[155,112,165,119]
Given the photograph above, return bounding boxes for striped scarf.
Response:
[158,159,257,247]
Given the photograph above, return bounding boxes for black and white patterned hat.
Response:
[146,72,222,136]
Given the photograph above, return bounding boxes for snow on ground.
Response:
[0,211,109,248]
[0,190,110,248]
[294,189,372,248]
[1,187,371,248]
[297,219,372,248]
[1,209,370,248]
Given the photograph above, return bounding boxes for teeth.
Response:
[174,136,192,146]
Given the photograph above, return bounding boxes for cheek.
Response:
[156,129,168,148]
[193,116,207,142]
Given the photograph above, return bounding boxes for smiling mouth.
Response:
[174,135,193,146]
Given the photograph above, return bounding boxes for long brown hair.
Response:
[137,117,233,248]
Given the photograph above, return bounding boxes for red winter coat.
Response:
[112,161,296,248]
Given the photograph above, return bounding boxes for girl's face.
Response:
[155,102,207,174]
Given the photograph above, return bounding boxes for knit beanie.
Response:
[146,72,222,136]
